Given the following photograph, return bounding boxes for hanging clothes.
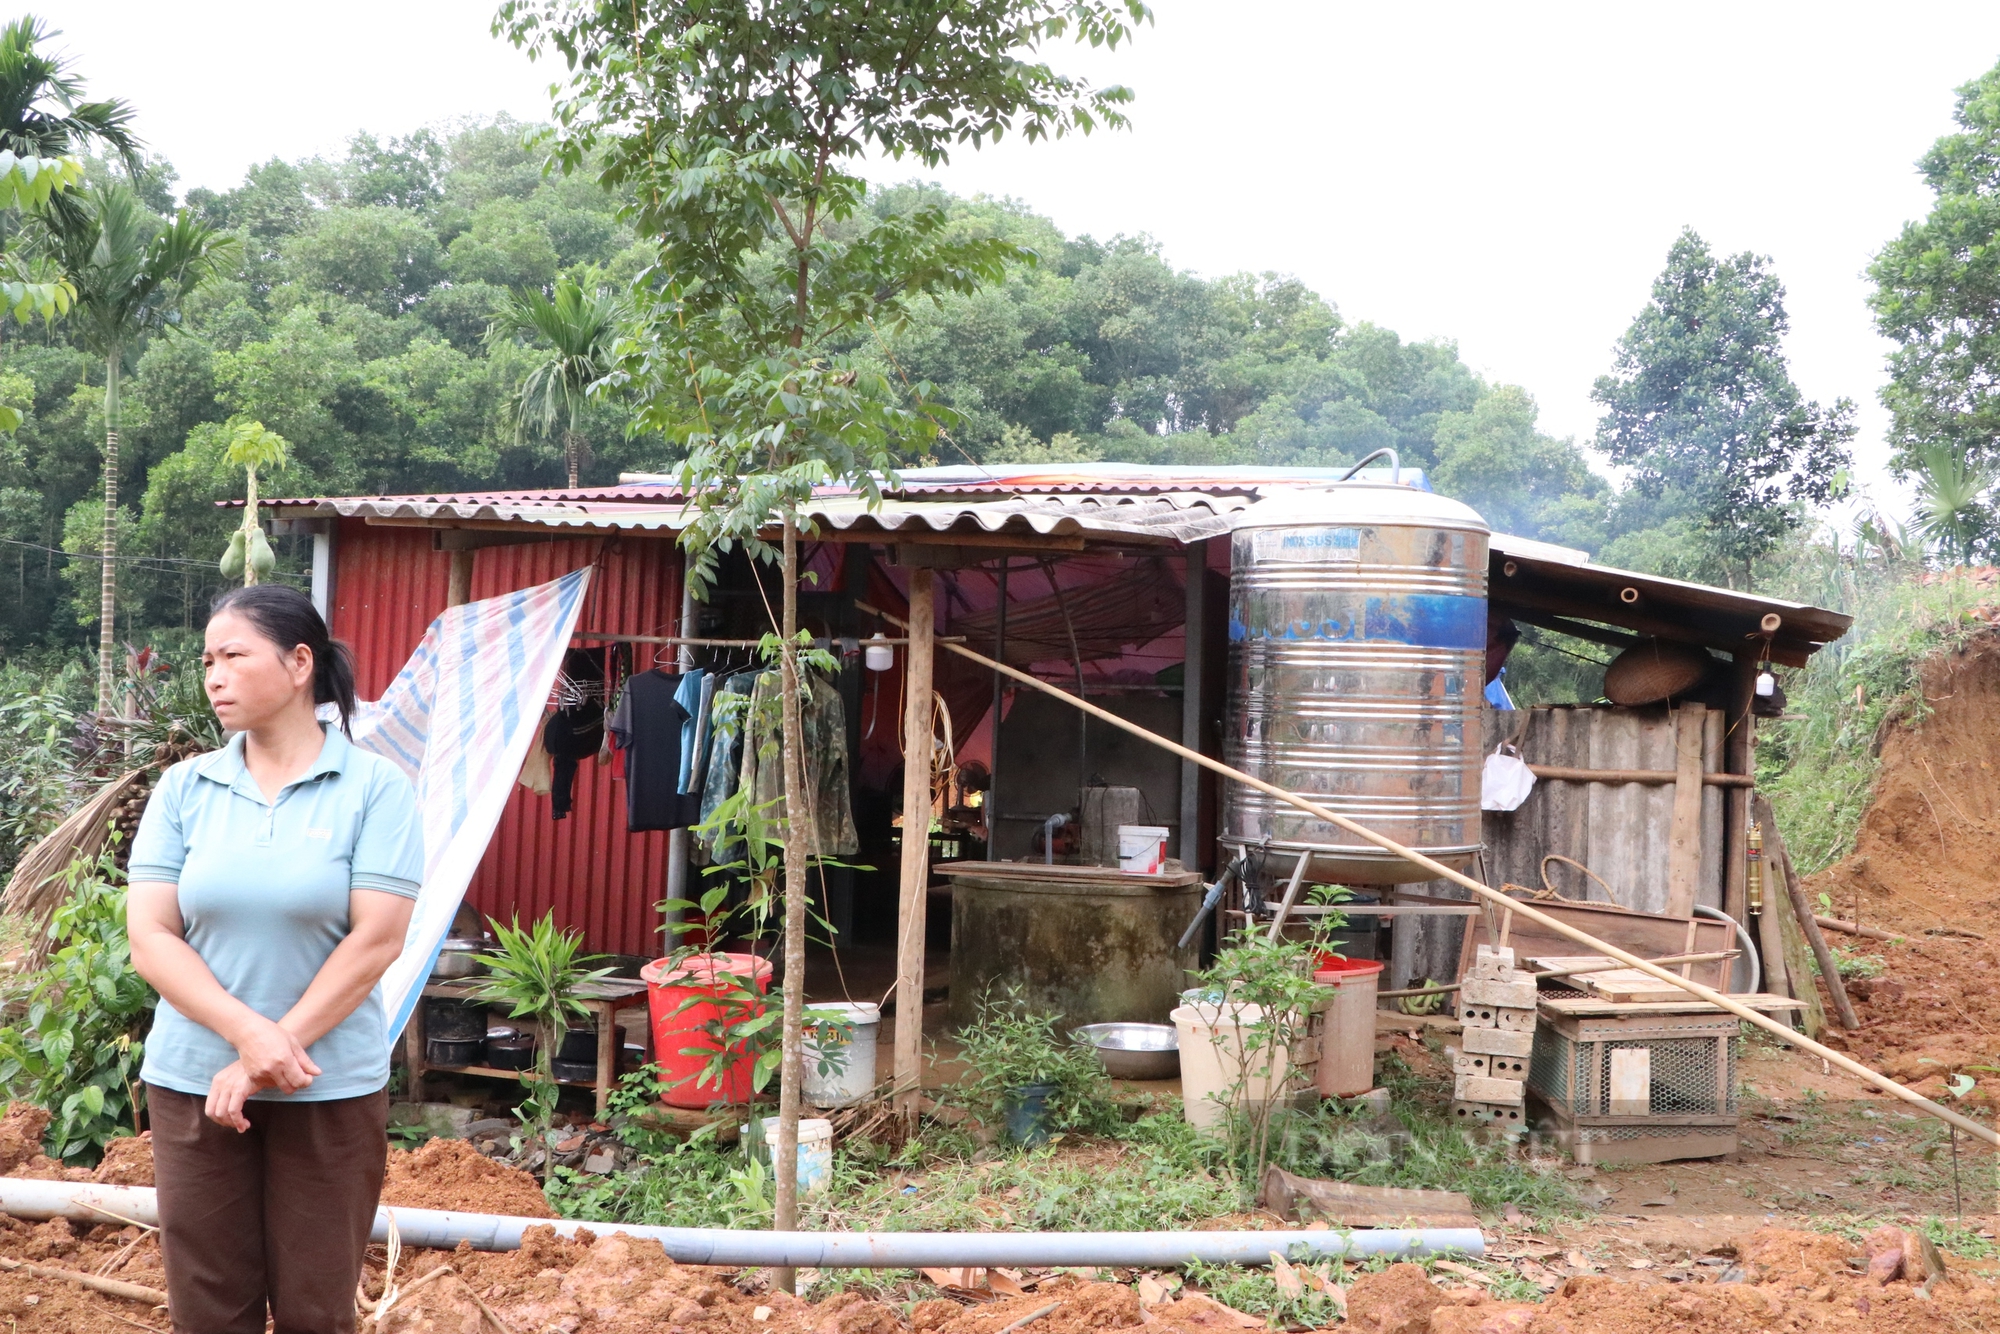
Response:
[606,668,704,832]
[516,718,554,797]
[543,647,606,820]
[737,670,860,858]
[696,672,762,860]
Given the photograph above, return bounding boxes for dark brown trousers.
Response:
[148,1085,388,1334]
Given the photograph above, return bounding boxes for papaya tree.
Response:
[218,420,287,585]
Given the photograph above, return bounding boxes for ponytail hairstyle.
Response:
[209,584,359,734]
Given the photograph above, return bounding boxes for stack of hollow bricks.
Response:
[1450,944,1536,1133]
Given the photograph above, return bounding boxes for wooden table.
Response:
[403,977,651,1116]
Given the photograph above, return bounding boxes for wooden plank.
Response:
[1537,992,1805,1017]
[934,860,1203,887]
[894,569,936,1125]
[1582,969,1705,1004]
[1530,765,1751,787]
[1456,895,1735,992]
[1665,706,1706,916]
[1261,1168,1479,1229]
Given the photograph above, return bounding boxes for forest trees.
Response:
[1593,227,1854,585]
[1871,59,2000,563]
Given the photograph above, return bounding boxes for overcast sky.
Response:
[39,1,2000,518]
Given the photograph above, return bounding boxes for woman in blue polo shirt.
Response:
[128,584,424,1334]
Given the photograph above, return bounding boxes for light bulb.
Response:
[864,633,894,672]
[1755,670,1775,698]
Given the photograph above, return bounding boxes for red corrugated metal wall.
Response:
[330,520,683,958]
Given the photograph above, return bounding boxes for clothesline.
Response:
[571,632,961,647]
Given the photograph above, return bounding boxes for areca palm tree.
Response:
[33,184,235,711]
[0,16,141,330]
[0,16,138,164]
[487,275,629,488]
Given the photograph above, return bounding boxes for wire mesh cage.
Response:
[1527,1007,1741,1164]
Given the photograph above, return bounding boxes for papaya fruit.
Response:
[219,528,246,579]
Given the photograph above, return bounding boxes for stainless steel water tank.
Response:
[1221,483,1489,883]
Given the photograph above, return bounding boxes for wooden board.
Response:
[1456,895,1733,991]
[1536,992,1804,1018]
[1260,1168,1479,1229]
[1581,968,1708,1004]
[932,860,1203,887]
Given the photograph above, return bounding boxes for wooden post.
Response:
[1665,705,1705,917]
[1721,653,1757,926]
[1757,793,1860,1031]
[447,549,474,607]
[1178,540,1208,870]
[893,567,936,1124]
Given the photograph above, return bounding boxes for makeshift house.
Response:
[265,461,1851,1091]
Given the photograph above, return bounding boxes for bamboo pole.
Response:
[1816,915,1904,943]
[855,599,2000,1150]
[892,573,936,1127]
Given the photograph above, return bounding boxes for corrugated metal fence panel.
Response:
[330,519,453,699]
[329,522,684,959]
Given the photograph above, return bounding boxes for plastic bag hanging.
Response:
[1481,742,1537,812]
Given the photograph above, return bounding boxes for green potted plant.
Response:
[471,912,613,1176]
[953,986,1113,1147]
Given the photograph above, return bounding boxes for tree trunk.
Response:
[771,512,809,1294]
[564,429,585,490]
[95,350,121,716]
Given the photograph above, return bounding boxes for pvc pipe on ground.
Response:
[0,1179,1481,1267]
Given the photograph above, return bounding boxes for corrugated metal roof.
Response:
[270,489,1254,546]
[272,466,1853,660]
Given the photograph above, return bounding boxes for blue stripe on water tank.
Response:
[1227,593,1486,648]
[1363,594,1486,650]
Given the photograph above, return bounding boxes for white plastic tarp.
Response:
[344,568,593,1048]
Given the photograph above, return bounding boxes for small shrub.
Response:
[0,847,156,1163]
[950,985,1119,1140]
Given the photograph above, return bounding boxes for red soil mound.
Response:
[1800,638,2000,1081]
[380,1136,554,1218]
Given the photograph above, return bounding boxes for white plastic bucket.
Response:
[756,1116,835,1196]
[1170,1003,1291,1133]
[1118,824,1171,874]
[803,1002,881,1108]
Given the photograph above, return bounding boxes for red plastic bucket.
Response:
[640,952,774,1108]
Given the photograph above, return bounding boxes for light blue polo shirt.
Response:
[129,725,425,1101]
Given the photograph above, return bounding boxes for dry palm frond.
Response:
[3,768,147,963]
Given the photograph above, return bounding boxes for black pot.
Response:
[551,1057,597,1083]
[556,1026,601,1064]
[485,1034,535,1071]
[425,998,489,1043]
[427,1037,483,1067]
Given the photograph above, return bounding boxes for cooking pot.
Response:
[429,936,492,980]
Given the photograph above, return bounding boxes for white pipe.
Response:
[0,1179,1481,1267]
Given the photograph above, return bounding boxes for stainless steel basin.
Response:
[1073,1022,1181,1081]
